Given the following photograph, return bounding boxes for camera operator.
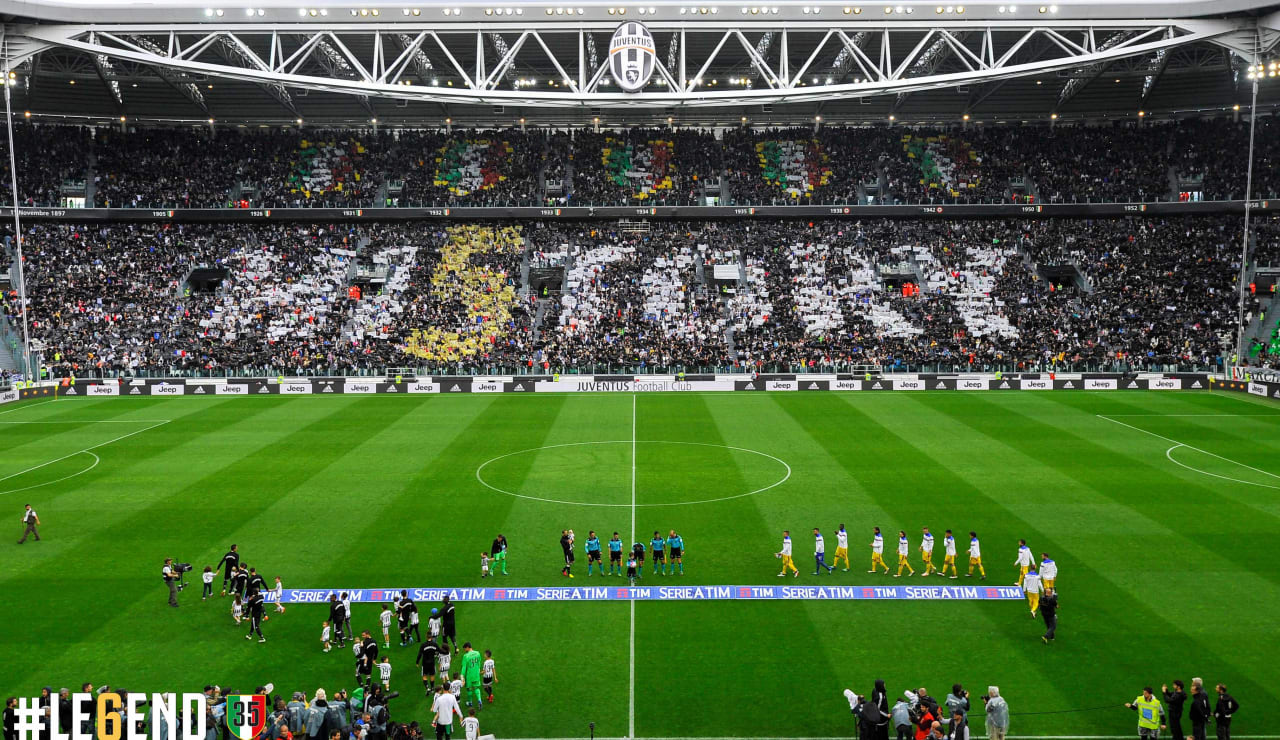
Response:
[163,558,180,607]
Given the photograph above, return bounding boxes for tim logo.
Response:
[494,590,507,600]
[609,22,656,92]
[225,695,267,740]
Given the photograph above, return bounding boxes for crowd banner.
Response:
[11,372,1233,401]
[275,583,1027,604]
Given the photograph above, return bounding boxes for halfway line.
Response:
[629,393,636,740]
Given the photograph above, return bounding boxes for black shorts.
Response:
[670,548,682,559]
[564,552,575,565]
[482,677,494,687]
[653,551,665,562]
[588,551,602,562]
[626,568,637,577]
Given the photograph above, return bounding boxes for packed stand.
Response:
[389,130,544,206]
[1021,124,1171,203]
[399,224,534,370]
[541,223,729,369]
[0,123,88,207]
[10,216,1248,375]
[94,129,245,209]
[569,129,718,205]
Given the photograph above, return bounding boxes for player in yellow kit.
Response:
[894,530,916,577]
[832,524,850,572]
[920,527,937,577]
[1022,569,1042,617]
[776,530,799,577]
[869,527,890,574]
[966,530,986,579]
[941,529,958,579]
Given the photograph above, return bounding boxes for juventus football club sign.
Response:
[609,21,656,92]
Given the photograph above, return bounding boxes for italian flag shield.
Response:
[225,695,268,740]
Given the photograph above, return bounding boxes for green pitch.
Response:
[2,390,1278,739]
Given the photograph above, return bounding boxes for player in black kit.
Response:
[244,588,266,643]
[416,637,441,695]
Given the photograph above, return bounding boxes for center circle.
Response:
[475,440,791,508]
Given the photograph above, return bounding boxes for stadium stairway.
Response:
[84,152,97,207]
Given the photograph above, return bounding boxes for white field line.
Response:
[1097,414,1280,483]
[1165,444,1280,490]
[0,398,59,415]
[628,393,636,740]
[0,420,171,496]
[0,420,172,423]
[1101,413,1280,417]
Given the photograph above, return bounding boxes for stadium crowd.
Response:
[3,215,1255,376]
[10,117,1280,209]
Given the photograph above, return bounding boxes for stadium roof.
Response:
[1,0,1278,126]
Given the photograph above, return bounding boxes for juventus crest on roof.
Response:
[608,21,656,93]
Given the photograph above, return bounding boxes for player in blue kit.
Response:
[585,531,604,576]
[650,531,667,575]
[666,529,684,575]
[608,532,624,576]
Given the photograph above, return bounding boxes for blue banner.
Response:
[276,584,1025,604]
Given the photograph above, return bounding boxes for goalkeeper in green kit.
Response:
[489,534,508,575]
[460,642,485,710]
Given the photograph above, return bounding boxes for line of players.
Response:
[559,529,686,582]
[776,527,1060,593]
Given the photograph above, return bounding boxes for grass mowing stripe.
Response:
[0,398,295,585]
[771,393,1080,724]
[913,394,1279,721]
[0,397,382,694]
[628,394,843,738]
[989,393,1280,584]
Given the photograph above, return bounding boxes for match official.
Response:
[162,558,180,607]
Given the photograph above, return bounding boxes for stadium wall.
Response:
[4,372,1233,398]
[0,199,1268,223]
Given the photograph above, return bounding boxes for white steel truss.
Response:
[1,18,1253,108]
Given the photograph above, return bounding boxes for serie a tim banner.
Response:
[9,692,230,740]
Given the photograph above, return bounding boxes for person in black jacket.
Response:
[871,680,890,740]
[358,631,379,689]
[5,697,19,740]
[1213,685,1239,740]
[1189,679,1211,740]
[1163,681,1187,740]
[1040,589,1059,643]
[441,596,457,654]
[416,638,441,695]
[244,588,266,642]
[329,594,347,648]
[218,545,239,597]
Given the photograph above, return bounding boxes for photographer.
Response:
[163,558,180,608]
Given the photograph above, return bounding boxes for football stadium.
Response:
[1,0,1279,739]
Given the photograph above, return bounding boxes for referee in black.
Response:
[217,545,239,597]
[244,588,266,642]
